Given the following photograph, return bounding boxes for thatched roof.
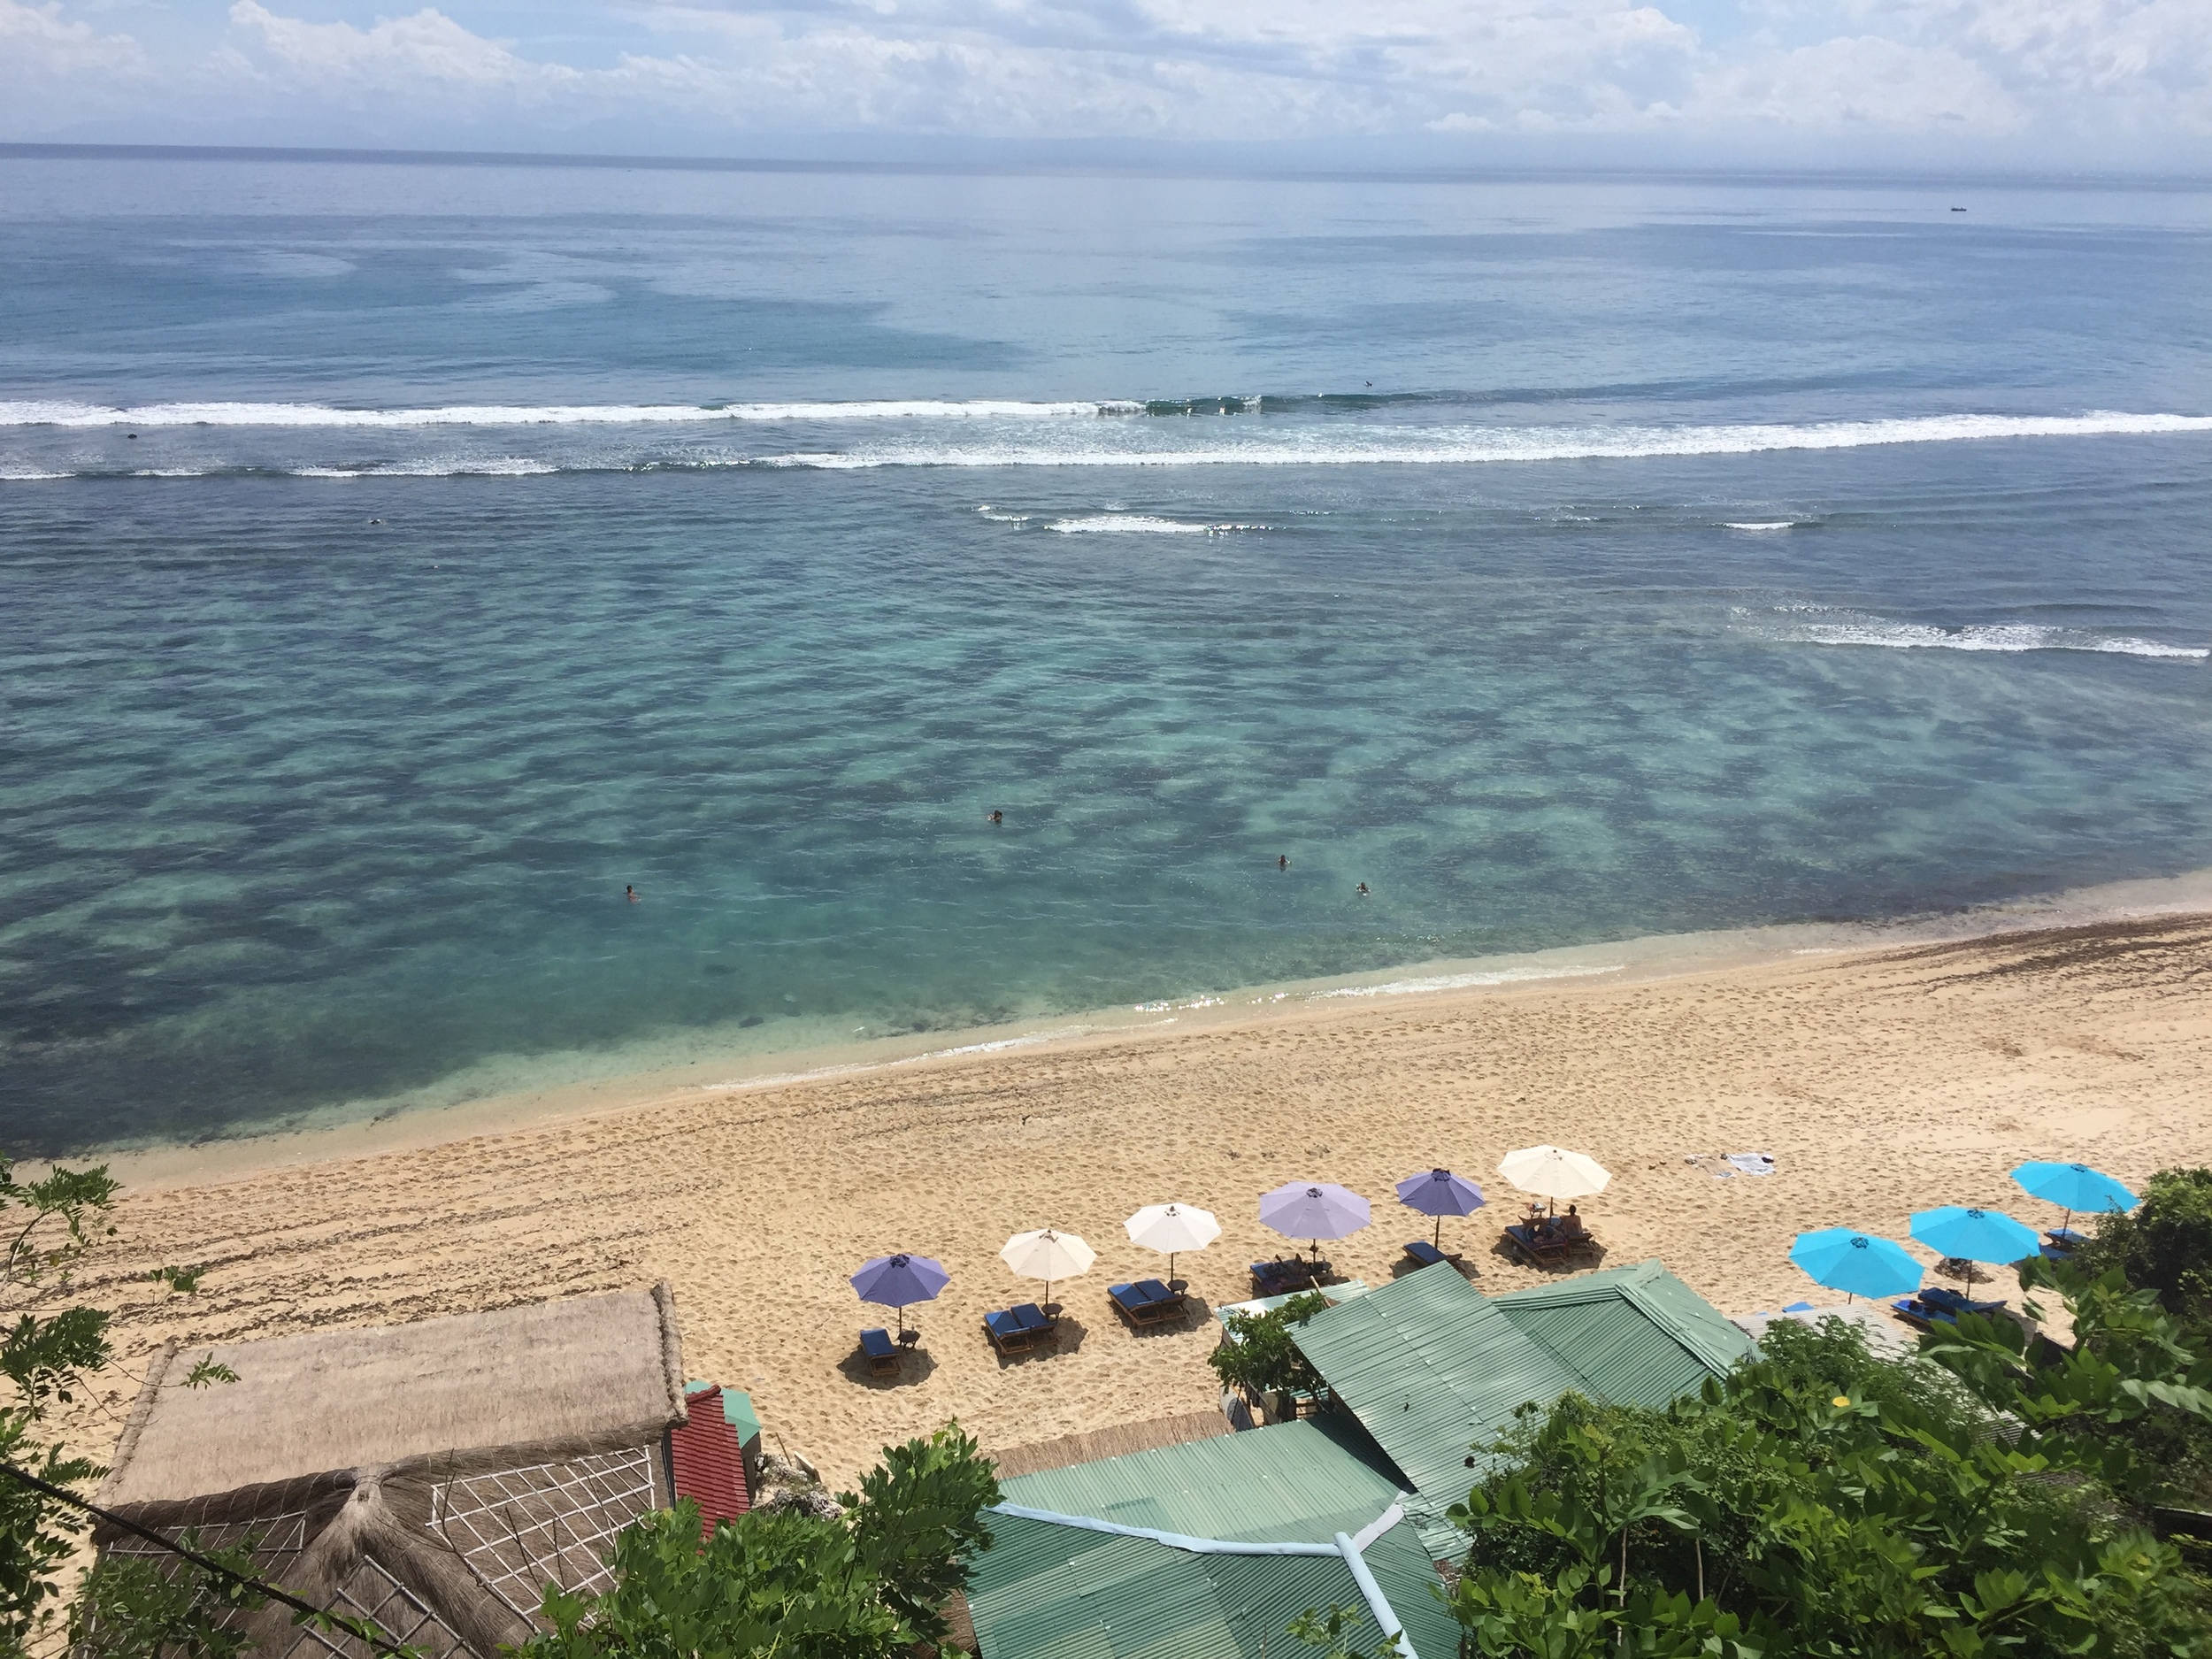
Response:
[102,1285,687,1512]
[94,1286,689,1658]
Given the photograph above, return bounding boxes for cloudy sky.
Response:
[4,0,2208,169]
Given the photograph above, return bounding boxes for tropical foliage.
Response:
[1207,1290,1329,1403]
[514,1424,1000,1659]
[1412,1264,2212,1655]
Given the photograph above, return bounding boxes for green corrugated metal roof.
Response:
[1491,1260,1756,1408]
[1289,1264,1586,1504]
[998,1417,1409,1546]
[966,1512,1458,1659]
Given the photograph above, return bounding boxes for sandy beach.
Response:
[49,912,2212,1489]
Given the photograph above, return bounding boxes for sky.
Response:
[4,0,2210,171]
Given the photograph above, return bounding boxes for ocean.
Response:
[4,155,2211,1156]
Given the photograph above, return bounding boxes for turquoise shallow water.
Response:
[4,159,2212,1153]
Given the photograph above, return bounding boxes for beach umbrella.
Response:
[1000,1227,1094,1310]
[1498,1146,1610,1214]
[1125,1203,1221,1286]
[849,1252,949,1337]
[1395,1169,1486,1248]
[1259,1182,1371,1262]
[1909,1206,2041,1270]
[1789,1227,1923,1304]
[2010,1162,2137,1238]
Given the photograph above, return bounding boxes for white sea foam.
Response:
[1048,514,1261,534]
[1723,520,1801,531]
[0,397,1145,429]
[1763,610,2208,660]
[290,458,560,478]
[749,411,2212,470]
[1313,964,1624,997]
[0,468,69,480]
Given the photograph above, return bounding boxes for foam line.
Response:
[1759,610,2208,660]
[764,411,2212,469]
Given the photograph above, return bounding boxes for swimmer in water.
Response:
[626,885,639,902]
[988,810,1003,826]
[1278,854,1288,871]
[1356,882,1370,896]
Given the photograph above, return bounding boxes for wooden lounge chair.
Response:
[1503,1223,1592,1265]
[984,1309,1040,1355]
[1402,1240,1463,1271]
[859,1327,900,1376]
[1249,1257,1329,1296]
[1110,1279,1188,1327]
[1891,1286,2006,1331]
[2041,1227,2087,1262]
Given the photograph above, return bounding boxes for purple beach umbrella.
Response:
[850,1252,950,1336]
[1259,1181,1371,1261]
[1395,1168,1486,1248]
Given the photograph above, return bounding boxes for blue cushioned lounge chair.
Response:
[859,1327,900,1376]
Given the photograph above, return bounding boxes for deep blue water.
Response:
[4,158,2212,1154]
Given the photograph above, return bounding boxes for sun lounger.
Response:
[1891,1286,2007,1331]
[1110,1279,1189,1326]
[984,1304,1057,1356]
[1402,1240,1463,1271]
[1919,1286,2006,1317]
[2041,1227,2087,1261]
[859,1327,900,1376]
[1250,1257,1331,1295]
[1503,1223,1593,1264]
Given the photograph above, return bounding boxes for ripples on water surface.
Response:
[3,160,2210,1151]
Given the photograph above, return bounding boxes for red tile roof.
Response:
[670,1386,749,1537]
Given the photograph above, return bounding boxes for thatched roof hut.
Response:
[96,1285,689,1658]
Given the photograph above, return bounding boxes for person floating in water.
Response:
[1278,854,1288,871]
[1356,882,1370,897]
[626,885,639,902]
[988,809,1003,826]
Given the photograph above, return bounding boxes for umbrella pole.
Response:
[1434,1217,1442,1250]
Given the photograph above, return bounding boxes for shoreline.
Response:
[65,904,2212,1489]
[73,860,2212,1192]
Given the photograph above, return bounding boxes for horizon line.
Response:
[4,141,2210,191]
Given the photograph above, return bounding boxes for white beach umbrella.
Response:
[1498,1145,1610,1213]
[1000,1227,1096,1310]
[1125,1202,1221,1285]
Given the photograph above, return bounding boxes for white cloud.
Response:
[226,2,583,97]
[0,0,2207,159]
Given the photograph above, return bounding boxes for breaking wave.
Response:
[1758,609,2208,660]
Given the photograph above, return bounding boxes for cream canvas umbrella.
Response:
[1125,1203,1221,1286]
[1000,1226,1095,1311]
[1498,1145,1610,1215]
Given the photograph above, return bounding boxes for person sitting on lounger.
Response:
[1558,1205,1584,1239]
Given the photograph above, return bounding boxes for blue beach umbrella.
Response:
[1395,1168,1486,1248]
[1260,1181,1371,1262]
[2010,1162,2138,1238]
[1909,1206,2041,1268]
[850,1252,949,1336]
[1788,1228,1923,1304]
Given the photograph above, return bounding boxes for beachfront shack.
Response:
[1290,1259,1756,1557]
[968,1417,1457,1659]
[94,1285,702,1657]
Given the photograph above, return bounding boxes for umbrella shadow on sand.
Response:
[989,1317,1089,1367]
[835,1347,941,1390]
[1118,1296,1215,1336]
[1488,1233,1607,1275]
